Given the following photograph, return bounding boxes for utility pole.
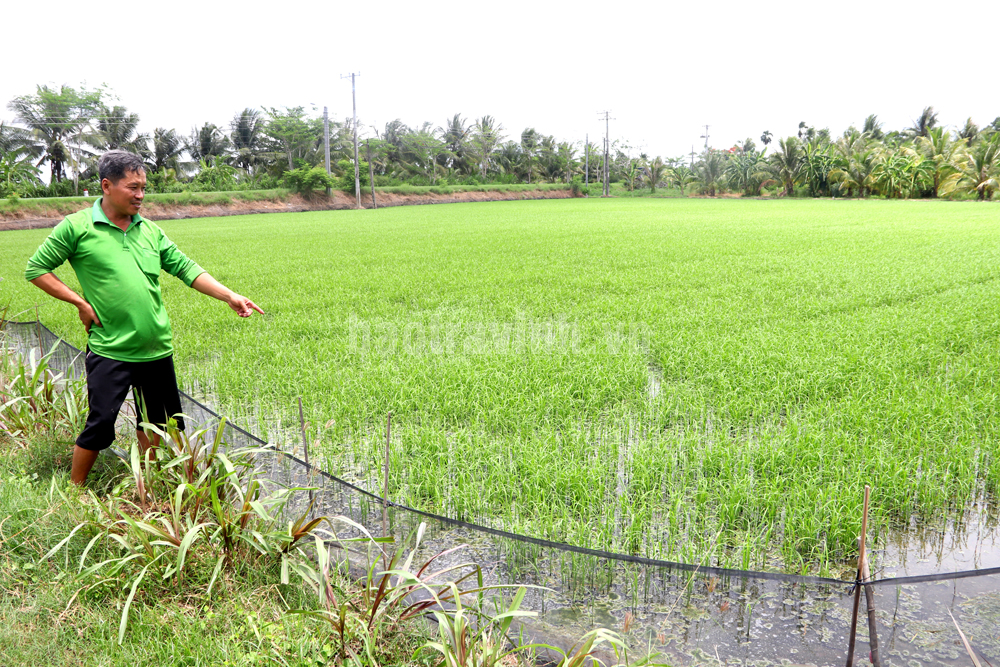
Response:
[604,138,609,196]
[585,133,588,187]
[365,139,377,209]
[341,72,362,208]
[700,124,710,152]
[597,111,614,197]
[689,145,696,168]
[323,106,331,196]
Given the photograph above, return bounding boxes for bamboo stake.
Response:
[298,397,313,507]
[861,486,882,667]
[846,485,871,667]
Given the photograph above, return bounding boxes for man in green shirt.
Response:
[25,150,263,484]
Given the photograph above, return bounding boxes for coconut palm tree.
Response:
[0,122,38,161]
[148,128,185,174]
[230,108,266,175]
[187,123,230,165]
[437,114,472,173]
[957,118,980,145]
[466,115,505,179]
[940,132,1000,201]
[916,128,963,198]
[520,128,539,184]
[643,156,671,193]
[829,133,876,197]
[7,84,102,183]
[863,114,885,140]
[905,106,939,139]
[496,141,524,180]
[0,123,43,193]
[760,130,772,150]
[93,105,150,156]
[768,137,804,196]
[399,124,448,184]
[693,150,727,196]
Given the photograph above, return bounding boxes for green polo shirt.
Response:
[25,199,204,362]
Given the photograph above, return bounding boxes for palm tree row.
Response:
[4,87,998,201]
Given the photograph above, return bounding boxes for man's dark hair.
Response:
[98,150,146,184]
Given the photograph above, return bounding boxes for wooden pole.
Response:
[298,397,313,507]
[846,485,872,667]
[861,486,882,666]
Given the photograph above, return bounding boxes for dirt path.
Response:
[0,189,573,232]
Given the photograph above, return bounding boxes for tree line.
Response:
[1,84,998,201]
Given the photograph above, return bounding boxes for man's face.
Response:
[102,169,147,217]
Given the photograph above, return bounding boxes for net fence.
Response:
[3,319,999,665]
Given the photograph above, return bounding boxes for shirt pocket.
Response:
[136,249,161,278]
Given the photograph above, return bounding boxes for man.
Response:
[25,150,263,485]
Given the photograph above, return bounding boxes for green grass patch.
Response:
[3,197,999,573]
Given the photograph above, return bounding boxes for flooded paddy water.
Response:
[6,321,999,665]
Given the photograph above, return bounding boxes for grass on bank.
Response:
[0,184,571,219]
[0,340,662,667]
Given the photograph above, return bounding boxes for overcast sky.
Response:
[4,0,996,161]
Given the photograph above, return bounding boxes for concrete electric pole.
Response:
[323,106,331,196]
[341,72,362,208]
[597,111,614,197]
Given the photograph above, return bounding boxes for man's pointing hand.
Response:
[227,293,265,318]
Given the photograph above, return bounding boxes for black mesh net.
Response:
[3,319,999,665]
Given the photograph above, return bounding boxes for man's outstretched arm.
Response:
[29,273,102,333]
[191,273,264,317]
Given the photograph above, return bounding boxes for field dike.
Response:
[5,319,1000,666]
[0,187,574,231]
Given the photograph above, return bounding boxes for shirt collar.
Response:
[92,197,143,228]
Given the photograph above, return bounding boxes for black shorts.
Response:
[76,351,185,452]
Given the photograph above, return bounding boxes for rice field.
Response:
[3,197,999,574]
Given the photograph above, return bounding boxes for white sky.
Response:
[4,0,997,161]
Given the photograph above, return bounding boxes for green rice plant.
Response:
[6,198,1000,572]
